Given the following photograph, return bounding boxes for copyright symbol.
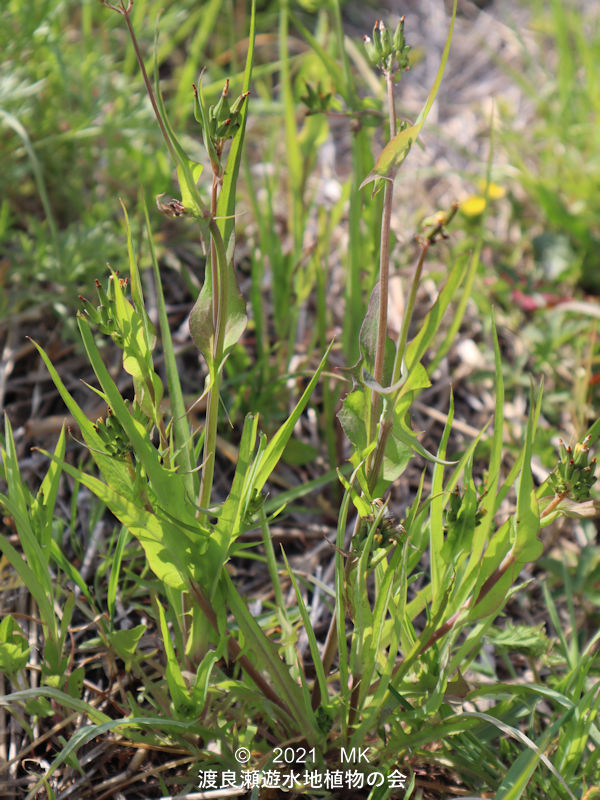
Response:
[234,747,251,764]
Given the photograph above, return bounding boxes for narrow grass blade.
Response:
[0,418,57,640]
[0,529,57,643]
[512,385,542,563]
[49,540,94,606]
[0,109,59,256]
[406,254,469,373]
[223,573,318,742]
[156,599,195,717]
[281,549,329,707]
[32,425,66,545]
[430,390,454,605]
[261,511,296,671]
[278,1,304,251]
[467,316,504,566]
[252,341,334,493]
[355,546,399,714]
[459,711,577,800]
[107,525,130,621]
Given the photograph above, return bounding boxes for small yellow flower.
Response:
[477,180,506,199]
[460,182,506,217]
[460,195,487,216]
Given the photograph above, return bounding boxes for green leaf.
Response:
[459,711,577,800]
[0,520,55,640]
[0,417,58,642]
[394,360,431,400]
[42,455,196,591]
[390,401,455,467]
[0,616,30,675]
[338,388,369,454]
[252,341,333,493]
[50,541,94,605]
[405,254,468,373]
[358,281,396,384]
[337,469,373,517]
[177,160,204,215]
[156,600,195,718]
[110,270,164,417]
[440,467,478,564]
[208,414,259,598]
[465,316,504,569]
[430,391,455,602]
[42,639,68,685]
[380,421,412,484]
[120,201,157,352]
[468,518,515,620]
[31,339,135,500]
[107,625,146,671]
[359,123,418,192]
[281,550,329,709]
[188,267,247,367]
[5,693,211,800]
[76,316,199,531]
[32,424,66,547]
[513,386,542,563]
[107,526,130,622]
[192,650,219,711]
[66,667,85,700]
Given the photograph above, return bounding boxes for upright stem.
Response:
[368,71,397,453]
[368,238,430,492]
[118,4,178,169]
[321,71,400,707]
[210,177,220,330]
[198,217,229,511]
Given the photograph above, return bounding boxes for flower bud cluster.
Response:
[300,81,332,115]
[79,274,128,346]
[193,78,249,143]
[548,436,597,502]
[93,401,148,461]
[443,484,486,537]
[363,17,410,76]
[94,407,132,460]
[353,499,406,554]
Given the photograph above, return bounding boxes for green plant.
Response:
[2,1,600,798]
